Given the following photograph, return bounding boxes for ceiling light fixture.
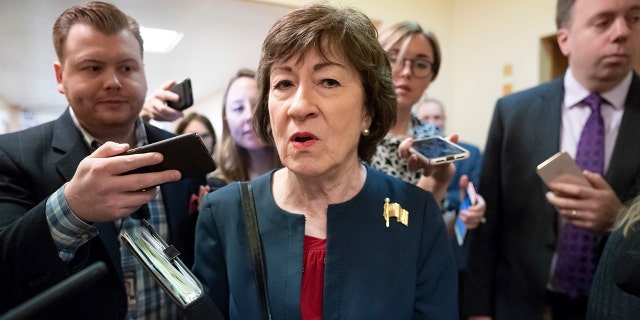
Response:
[140,26,184,53]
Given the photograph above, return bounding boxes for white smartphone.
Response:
[409,136,471,165]
[536,151,588,188]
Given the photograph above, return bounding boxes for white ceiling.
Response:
[0,0,292,114]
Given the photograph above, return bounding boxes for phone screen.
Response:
[412,137,468,159]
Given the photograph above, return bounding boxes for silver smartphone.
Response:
[409,136,470,165]
[536,151,589,188]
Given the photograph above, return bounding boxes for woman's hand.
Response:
[397,135,459,203]
[458,175,486,229]
[397,134,459,179]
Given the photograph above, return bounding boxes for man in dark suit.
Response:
[0,2,205,318]
[464,0,640,319]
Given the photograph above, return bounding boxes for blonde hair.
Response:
[619,195,640,237]
[218,68,280,182]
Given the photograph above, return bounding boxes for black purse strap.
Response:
[239,182,272,320]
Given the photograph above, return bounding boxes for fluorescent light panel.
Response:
[140,27,183,53]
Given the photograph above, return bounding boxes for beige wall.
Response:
[450,0,557,148]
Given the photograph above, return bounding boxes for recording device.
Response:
[167,78,193,111]
[536,152,589,188]
[120,220,224,319]
[0,262,108,320]
[409,136,470,165]
[122,132,216,178]
[615,250,640,297]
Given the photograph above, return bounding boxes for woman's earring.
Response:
[362,128,370,137]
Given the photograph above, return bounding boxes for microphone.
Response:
[615,250,640,297]
[0,261,108,320]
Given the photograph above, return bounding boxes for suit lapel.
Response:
[534,79,564,162]
[543,80,564,242]
[607,73,640,201]
[51,110,90,181]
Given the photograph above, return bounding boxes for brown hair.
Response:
[253,3,396,162]
[378,21,442,82]
[52,1,144,62]
[175,112,217,154]
[556,0,575,29]
[219,68,280,182]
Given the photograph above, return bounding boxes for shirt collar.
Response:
[563,68,631,110]
[69,107,149,150]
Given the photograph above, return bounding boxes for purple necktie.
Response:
[555,93,604,298]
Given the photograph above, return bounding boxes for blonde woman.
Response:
[216,68,281,182]
[588,196,640,319]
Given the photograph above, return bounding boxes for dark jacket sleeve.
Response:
[0,121,127,317]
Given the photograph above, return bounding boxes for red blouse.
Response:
[300,235,326,320]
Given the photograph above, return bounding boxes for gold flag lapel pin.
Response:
[383,198,409,227]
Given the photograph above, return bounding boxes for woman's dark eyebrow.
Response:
[313,61,346,72]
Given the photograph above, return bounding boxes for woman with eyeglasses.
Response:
[372,22,455,206]
[371,22,486,320]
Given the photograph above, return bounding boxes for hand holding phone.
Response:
[409,136,470,165]
[460,181,478,208]
[167,78,193,111]
[454,181,477,245]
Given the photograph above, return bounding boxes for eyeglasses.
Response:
[388,54,433,79]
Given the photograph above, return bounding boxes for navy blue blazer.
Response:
[464,74,640,319]
[193,166,458,319]
[0,109,205,319]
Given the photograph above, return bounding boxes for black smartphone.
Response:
[167,78,193,111]
[122,132,215,178]
[409,136,470,165]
